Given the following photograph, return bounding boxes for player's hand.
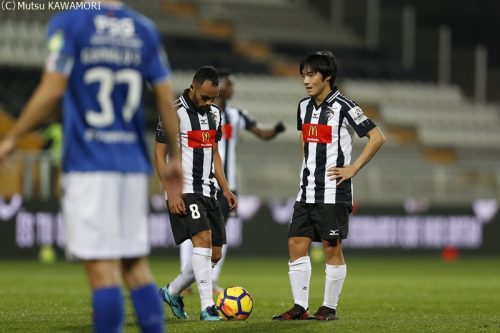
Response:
[274,121,286,134]
[223,190,238,211]
[164,155,183,195]
[0,136,16,167]
[327,165,359,186]
[168,195,186,215]
[164,155,186,214]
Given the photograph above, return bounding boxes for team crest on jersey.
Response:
[209,110,218,122]
[324,107,335,121]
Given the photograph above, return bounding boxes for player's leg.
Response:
[211,244,227,293]
[191,228,221,320]
[195,197,227,320]
[212,191,231,293]
[273,202,313,320]
[121,174,164,332]
[84,260,125,333]
[178,240,194,295]
[311,204,350,320]
[63,173,125,332]
[166,240,195,302]
[179,240,193,272]
[122,257,164,333]
[158,195,203,320]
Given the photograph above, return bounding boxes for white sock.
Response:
[288,256,311,310]
[168,255,195,296]
[179,240,193,271]
[212,245,227,287]
[323,264,347,309]
[192,247,214,310]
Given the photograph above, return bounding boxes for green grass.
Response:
[1,256,500,332]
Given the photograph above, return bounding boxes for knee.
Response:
[288,237,310,261]
[192,231,212,248]
[288,237,303,249]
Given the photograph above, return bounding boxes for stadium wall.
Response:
[0,196,499,258]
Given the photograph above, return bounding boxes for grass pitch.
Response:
[0,255,499,333]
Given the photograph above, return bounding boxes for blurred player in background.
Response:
[179,68,286,294]
[273,51,385,321]
[0,1,183,332]
[154,66,237,321]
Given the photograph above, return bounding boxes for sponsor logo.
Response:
[302,124,332,143]
[308,125,318,138]
[329,229,339,236]
[187,129,216,148]
[348,106,368,125]
[201,131,211,143]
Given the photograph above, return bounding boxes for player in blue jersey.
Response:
[0,1,182,333]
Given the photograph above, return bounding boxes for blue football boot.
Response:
[159,285,188,320]
[200,305,222,321]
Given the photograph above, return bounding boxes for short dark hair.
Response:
[217,68,231,79]
[299,50,339,88]
[193,66,220,86]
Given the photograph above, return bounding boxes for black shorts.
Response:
[289,202,352,242]
[168,193,226,246]
[216,190,238,221]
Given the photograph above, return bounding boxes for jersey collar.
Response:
[310,87,339,109]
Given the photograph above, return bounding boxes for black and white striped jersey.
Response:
[217,105,256,191]
[296,87,376,204]
[156,90,222,198]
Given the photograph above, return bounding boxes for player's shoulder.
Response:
[297,96,311,109]
[209,104,222,117]
[227,105,247,117]
[48,8,86,29]
[124,6,158,32]
[173,96,187,113]
[333,90,358,112]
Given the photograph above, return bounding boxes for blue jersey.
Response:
[45,3,171,173]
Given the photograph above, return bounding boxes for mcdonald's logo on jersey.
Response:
[201,131,211,143]
[308,125,318,137]
[188,130,217,148]
[302,124,332,143]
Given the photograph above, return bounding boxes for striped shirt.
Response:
[218,105,256,191]
[296,87,376,204]
[156,90,222,198]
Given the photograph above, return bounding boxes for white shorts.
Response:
[62,172,149,260]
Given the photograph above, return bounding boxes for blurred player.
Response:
[272,51,385,321]
[154,66,237,321]
[179,68,286,294]
[0,2,183,332]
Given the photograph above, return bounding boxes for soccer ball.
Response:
[216,286,253,320]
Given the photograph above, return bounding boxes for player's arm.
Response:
[213,143,238,210]
[249,121,286,140]
[0,71,67,164]
[153,140,186,215]
[153,82,184,208]
[327,127,385,185]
